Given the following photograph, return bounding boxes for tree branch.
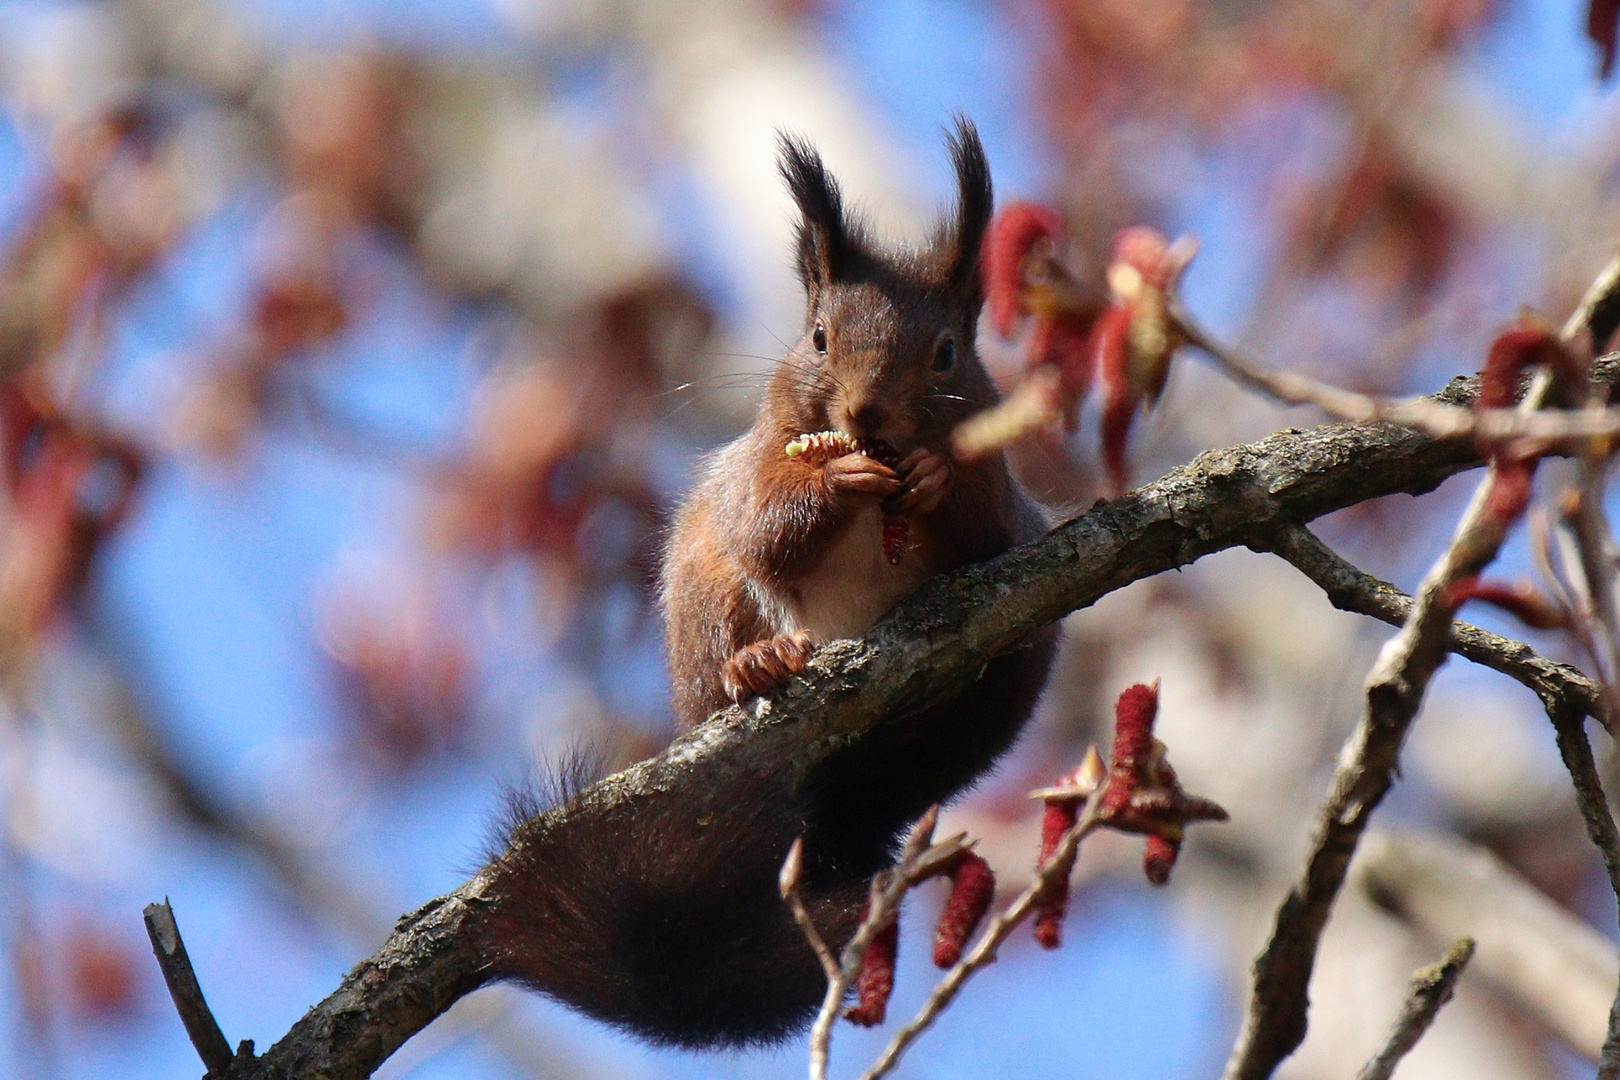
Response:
[1219,261,1619,1080]
[1256,523,1602,725]
[1545,702,1620,1077]
[1360,830,1617,1060]
[1262,524,1620,1073]
[206,878,498,1080]
[1355,936,1474,1080]
[165,352,1620,1080]
[144,900,238,1076]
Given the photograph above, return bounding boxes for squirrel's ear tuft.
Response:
[779,132,859,292]
[943,116,993,312]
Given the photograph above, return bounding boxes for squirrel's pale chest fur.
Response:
[761,505,929,640]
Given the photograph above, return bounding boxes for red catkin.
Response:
[933,851,995,968]
[1443,574,1569,629]
[1029,313,1096,429]
[1483,459,1535,526]
[1102,682,1160,816]
[1593,0,1620,79]
[882,515,909,565]
[844,917,898,1027]
[1032,798,1079,949]
[1092,285,1158,495]
[1478,324,1563,410]
[1142,833,1180,887]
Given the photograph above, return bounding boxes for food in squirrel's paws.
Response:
[785,430,908,564]
[783,430,859,461]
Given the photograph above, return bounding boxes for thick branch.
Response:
[190,355,1620,1080]
[1355,937,1474,1080]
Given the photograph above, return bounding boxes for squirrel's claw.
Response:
[722,631,817,704]
[895,449,952,515]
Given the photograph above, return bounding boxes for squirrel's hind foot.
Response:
[722,631,817,704]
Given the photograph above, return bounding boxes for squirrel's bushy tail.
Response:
[478,768,867,1048]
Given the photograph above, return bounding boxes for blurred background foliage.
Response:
[0,0,1617,1078]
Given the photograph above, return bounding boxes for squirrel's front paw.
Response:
[825,453,901,502]
[722,631,816,704]
[894,449,952,515]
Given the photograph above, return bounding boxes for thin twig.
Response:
[1355,937,1474,1080]
[1360,830,1615,1059]
[144,900,237,1075]
[1569,465,1620,677]
[797,809,958,1080]
[1221,253,1620,1080]
[779,838,840,982]
[1181,309,1620,446]
[854,791,1109,1080]
[1545,703,1620,1078]
[1257,523,1603,726]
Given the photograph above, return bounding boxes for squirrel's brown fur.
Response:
[480,119,1056,1047]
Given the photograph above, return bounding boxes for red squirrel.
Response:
[480,119,1056,1047]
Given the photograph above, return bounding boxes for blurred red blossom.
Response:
[173,238,354,462]
[0,382,142,665]
[1468,317,1583,531]
[1591,0,1620,78]
[63,918,140,1022]
[979,201,1098,428]
[963,209,1193,496]
[320,588,472,768]
[1094,227,1195,494]
[1477,318,1578,411]
[1290,133,1461,304]
[0,108,181,379]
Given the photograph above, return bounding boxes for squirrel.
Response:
[478,119,1057,1048]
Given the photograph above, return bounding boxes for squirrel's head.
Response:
[772,118,996,455]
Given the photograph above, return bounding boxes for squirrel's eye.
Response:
[932,337,956,373]
[812,322,828,355]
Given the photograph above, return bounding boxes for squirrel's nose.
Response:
[849,403,887,436]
